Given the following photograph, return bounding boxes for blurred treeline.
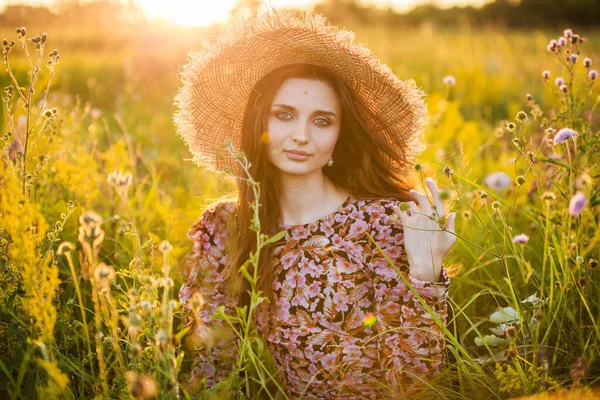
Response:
[314,0,600,29]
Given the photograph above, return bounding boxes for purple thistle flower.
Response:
[484,171,512,192]
[555,77,565,86]
[564,29,573,38]
[542,70,551,80]
[568,191,586,217]
[553,128,578,145]
[568,54,578,63]
[512,233,530,244]
[589,70,598,80]
[443,75,456,86]
[558,37,568,47]
[547,39,557,52]
[560,84,568,93]
[583,57,592,68]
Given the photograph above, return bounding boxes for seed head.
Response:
[525,93,532,101]
[57,241,76,255]
[516,175,526,185]
[547,39,557,52]
[158,240,173,255]
[541,191,556,202]
[563,29,573,38]
[414,163,422,172]
[94,263,115,282]
[41,32,47,43]
[515,111,527,123]
[506,122,516,132]
[542,70,550,80]
[443,75,456,86]
[491,201,501,210]
[589,259,598,269]
[2,39,7,46]
[107,170,133,194]
[480,191,488,199]
[560,84,568,93]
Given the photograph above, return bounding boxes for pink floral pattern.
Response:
[179,195,450,398]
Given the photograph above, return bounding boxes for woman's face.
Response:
[266,77,341,177]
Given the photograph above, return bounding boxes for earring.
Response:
[327,156,334,167]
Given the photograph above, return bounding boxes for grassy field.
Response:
[1,14,599,399]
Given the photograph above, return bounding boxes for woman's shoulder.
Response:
[188,200,237,243]
[354,195,404,217]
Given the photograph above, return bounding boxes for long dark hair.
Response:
[224,63,418,306]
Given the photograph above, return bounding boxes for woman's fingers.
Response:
[409,189,433,214]
[425,177,446,218]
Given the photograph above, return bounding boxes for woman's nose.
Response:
[291,121,310,144]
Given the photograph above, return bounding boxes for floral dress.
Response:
[179,194,450,399]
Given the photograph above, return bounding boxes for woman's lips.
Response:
[284,150,311,161]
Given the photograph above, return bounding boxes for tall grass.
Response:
[0,18,598,400]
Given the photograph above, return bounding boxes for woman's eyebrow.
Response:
[272,103,337,117]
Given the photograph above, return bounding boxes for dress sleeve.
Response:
[178,202,240,390]
[364,198,450,394]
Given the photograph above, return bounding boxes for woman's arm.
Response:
[179,202,240,391]
[366,198,450,394]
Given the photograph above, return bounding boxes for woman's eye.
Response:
[277,112,292,120]
[314,118,330,126]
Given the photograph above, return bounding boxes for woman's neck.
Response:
[279,173,349,226]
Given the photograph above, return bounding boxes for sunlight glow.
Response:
[137,0,237,27]
[136,0,317,27]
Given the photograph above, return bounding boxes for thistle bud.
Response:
[516,111,527,123]
[505,326,516,339]
[443,166,454,177]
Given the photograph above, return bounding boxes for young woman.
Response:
[174,9,457,399]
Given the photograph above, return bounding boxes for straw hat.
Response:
[173,9,428,175]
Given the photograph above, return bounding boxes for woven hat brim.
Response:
[174,10,428,175]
